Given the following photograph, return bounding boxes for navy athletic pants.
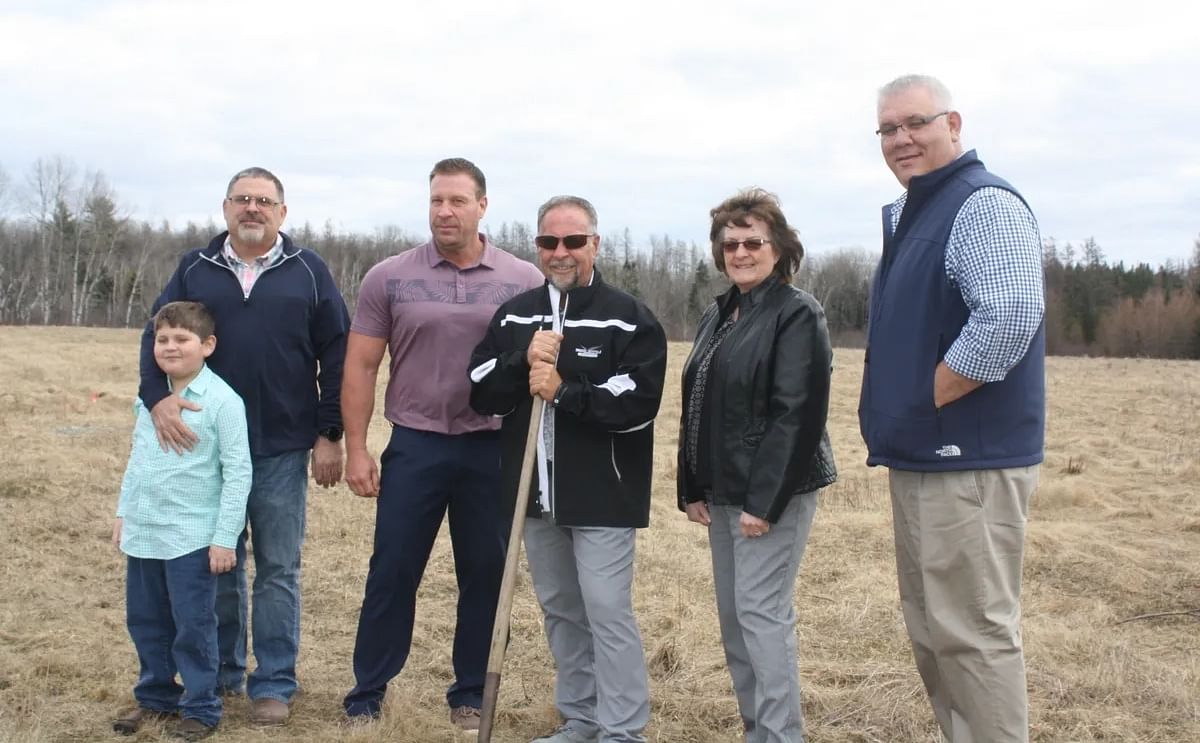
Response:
[343,425,504,717]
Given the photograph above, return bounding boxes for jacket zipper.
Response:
[548,291,568,519]
[934,333,943,433]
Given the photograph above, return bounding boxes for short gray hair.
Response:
[226,167,285,203]
[537,195,598,232]
[877,74,954,113]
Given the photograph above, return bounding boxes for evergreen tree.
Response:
[686,259,712,328]
[622,256,641,299]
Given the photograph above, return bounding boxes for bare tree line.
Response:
[1,157,1198,357]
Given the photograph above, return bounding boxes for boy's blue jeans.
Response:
[126,547,222,727]
[215,449,308,702]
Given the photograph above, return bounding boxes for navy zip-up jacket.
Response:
[139,232,349,457]
[859,153,1045,471]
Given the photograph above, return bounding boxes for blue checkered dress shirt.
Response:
[888,186,1044,382]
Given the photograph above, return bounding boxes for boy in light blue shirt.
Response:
[112,301,252,741]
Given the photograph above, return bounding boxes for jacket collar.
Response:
[544,265,605,313]
[887,150,986,247]
[902,150,983,209]
[716,274,781,318]
[203,231,299,261]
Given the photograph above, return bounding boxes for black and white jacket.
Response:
[469,268,667,528]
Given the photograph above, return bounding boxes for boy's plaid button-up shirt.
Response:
[116,364,252,559]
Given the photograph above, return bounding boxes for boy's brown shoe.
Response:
[174,717,217,741]
[112,706,176,735]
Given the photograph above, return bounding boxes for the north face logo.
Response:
[935,445,962,457]
[575,346,602,359]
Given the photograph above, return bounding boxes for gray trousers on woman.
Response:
[524,517,650,743]
[709,493,818,743]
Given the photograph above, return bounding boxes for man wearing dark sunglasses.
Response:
[469,195,667,743]
[340,158,544,730]
[860,74,1045,743]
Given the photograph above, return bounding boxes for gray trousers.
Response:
[709,493,818,743]
[524,518,650,743]
[889,467,1037,743]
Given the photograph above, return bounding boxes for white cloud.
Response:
[0,0,1197,264]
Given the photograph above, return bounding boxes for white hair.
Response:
[877,74,954,113]
[537,195,598,232]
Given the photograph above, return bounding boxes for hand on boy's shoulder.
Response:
[151,394,202,454]
[209,545,236,574]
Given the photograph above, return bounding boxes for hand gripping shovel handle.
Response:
[478,394,545,741]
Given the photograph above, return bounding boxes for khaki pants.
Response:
[889,467,1037,743]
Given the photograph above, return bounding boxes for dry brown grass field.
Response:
[1,326,1197,743]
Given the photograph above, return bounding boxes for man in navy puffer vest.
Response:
[859,75,1045,743]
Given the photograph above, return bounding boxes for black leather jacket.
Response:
[677,277,837,522]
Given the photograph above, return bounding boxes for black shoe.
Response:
[340,710,380,730]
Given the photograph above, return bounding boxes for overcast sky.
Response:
[1,0,1196,267]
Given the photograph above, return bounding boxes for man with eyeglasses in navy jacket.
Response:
[139,166,349,727]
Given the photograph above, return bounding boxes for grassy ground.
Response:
[0,326,1197,742]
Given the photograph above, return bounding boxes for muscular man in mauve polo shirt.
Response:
[339,158,544,730]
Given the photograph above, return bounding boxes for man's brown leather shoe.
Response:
[250,697,290,726]
[112,706,175,735]
[450,705,481,732]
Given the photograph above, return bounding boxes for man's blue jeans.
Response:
[215,448,308,702]
[126,547,222,727]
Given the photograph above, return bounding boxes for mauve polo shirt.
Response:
[352,236,545,434]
